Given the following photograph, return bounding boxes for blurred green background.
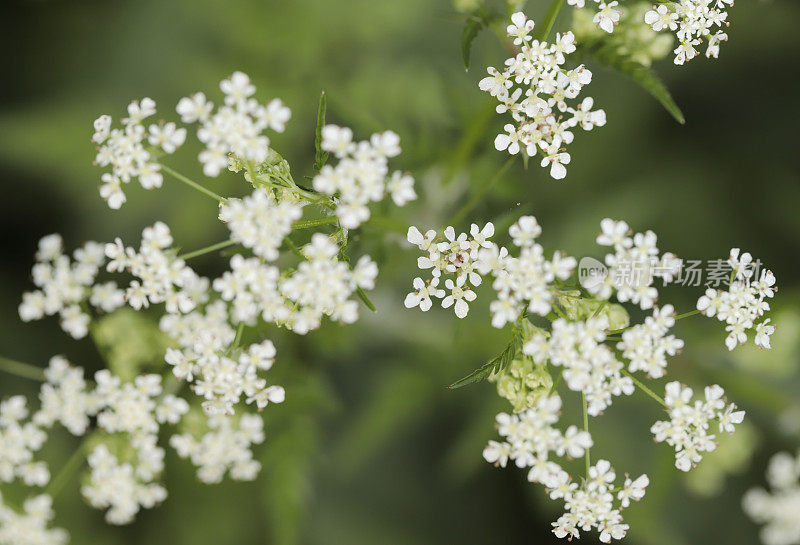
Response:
[1,0,799,544]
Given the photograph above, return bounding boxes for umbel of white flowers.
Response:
[568,1,734,64]
[6,71,417,544]
[405,214,765,542]
[743,449,800,545]
[479,12,606,180]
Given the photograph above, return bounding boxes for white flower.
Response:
[441,276,476,319]
[479,12,602,179]
[404,277,443,312]
[644,1,734,65]
[743,449,800,545]
[387,171,417,206]
[651,381,743,471]
[593,1,621,33]
[313,125,415,228]
[92,98,179,208]
[506,12,535,45]
[697,249,776,351]
[170,414,265,484]
[0,494,68,545]
[178,72,288,176]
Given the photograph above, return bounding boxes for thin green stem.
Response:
[232,322,245,352]
[609,307,702,335]
[534,0,566,42]
[177,240,237,260]
[0,356,45,381]
[675,309,702,321]
[283,236,305,260]
[447,155,515,227]
[160,164,226,203]
[582,392,591,476]
[620,368,667,408]
[45,440,87,498]
[292,216,339,230]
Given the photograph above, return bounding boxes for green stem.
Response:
[582,392,591,476]
[447,155,515,227]
[0,356,45,381]
[292,216,339,230]
[45,440,87,498]
[534,0,566,42]
[620,368,667,408]
[232,322,245,351]
[283,236,305,260]
[609,307,702,336]
[177,240,237,260]
[675,309,702,321]
[160,164,227,203]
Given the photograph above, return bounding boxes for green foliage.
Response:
[460,8,499,71]
[90,309,172,381]
[449,330,523,389]
[581,40,686,124]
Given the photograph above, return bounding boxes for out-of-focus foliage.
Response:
[1,0,799,544]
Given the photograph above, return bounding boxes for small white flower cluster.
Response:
[161,302,285,415]
[696,248,776,351]
[218,189,302,260]
[523,316,633,416]
[404,223,493,319]
[645,0,732,64]
[313,125,416,228]
[482,395,648,543]
[590,218,683,310]
[0,494,67,545]
[105,222,209,315]
[82,443,167,525]
[0,356,192,530]
[93,97,186,209]
[34,355,95,436]
[0,397,48,487]
[214,234,377,336]
[177,71,291,177]
[171,413,265,484]
[743,450,800,545]
[479,12,606,179]
[617,304,684,379]
[405,217,576,324]
[79,370,186,524]
[651,381,744,471]
[567,0,622,33]
[18,234,124,339]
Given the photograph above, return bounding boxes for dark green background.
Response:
[1,0,799,544]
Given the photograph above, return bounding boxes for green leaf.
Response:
[313,91,328,173]
[585,42,685,125]
[449,333,522,389]
[460,9,498,71]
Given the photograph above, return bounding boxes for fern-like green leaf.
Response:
[586,43,685,125]
[461,9,498,71]
[449,333,521,389]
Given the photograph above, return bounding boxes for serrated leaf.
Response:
[586,43,685,125]
[313,91,328,173]
[461,18,483,71]
[449,333,522,389]
[460,9,498,71]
